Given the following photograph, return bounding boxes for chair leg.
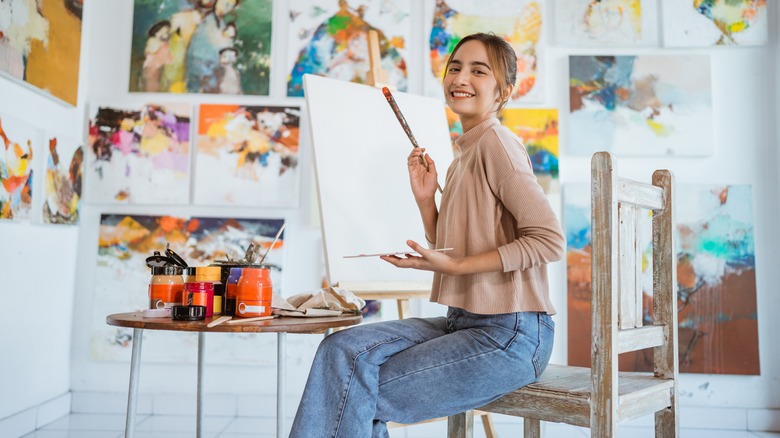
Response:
[655,406,679,438]
[447,411,473,438]
[524,418,541,438]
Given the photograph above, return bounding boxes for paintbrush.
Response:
[258,223,286,265]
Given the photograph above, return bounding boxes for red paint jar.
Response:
[183,281,214,317]
[235,267,272,318]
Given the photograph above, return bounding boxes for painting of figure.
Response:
[556,0,659,46]
[38,135,82,224]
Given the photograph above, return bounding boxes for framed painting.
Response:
[555,0,659,47]
[663,0,767,47]
[32,132,83,225]
[500,108,559,194]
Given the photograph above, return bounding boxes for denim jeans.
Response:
[289,307,555,438]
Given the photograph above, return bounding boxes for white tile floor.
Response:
[18,413,780,438]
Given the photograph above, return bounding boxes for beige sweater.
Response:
[430,118,565,315]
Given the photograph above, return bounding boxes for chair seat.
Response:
[477,364,675,428]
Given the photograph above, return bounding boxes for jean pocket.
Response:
[532,314,555,378]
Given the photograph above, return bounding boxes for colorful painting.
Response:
[569,55,712,156]
[663,0,767,47]
[0,114,39,221]
[500,109,559,193]
[86,104,191,204]
[565,183,760,375]
[194,104,301,207]
[129,0,273,95]
[37,134,83,224]
[0,0,82,105]
[286,0,411,97]
[90,214,286,364]
[556,0,659,46]
[426,0,544,102]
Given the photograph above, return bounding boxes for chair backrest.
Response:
[590,152,679,430]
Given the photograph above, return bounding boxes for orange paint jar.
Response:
[148,266,184,309]
[235,267,272,318]
[183,281,214,317]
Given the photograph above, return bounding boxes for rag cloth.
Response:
[272,287,365,317]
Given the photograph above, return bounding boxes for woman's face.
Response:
[442,40,502,126]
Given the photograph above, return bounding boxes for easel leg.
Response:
[396,298,410,320]
[125,328,143,438]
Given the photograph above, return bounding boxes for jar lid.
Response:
[165,245,188,268]
[151,265,183,276]
[184,281,214,291]
[195,266,222,282]
[172,305,206,321]
[184,267,197,276]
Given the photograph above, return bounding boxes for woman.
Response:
[290,33,565,438]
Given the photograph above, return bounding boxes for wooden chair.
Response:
[448,152,679,437]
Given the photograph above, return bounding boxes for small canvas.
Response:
[33,132,83,225]
[0,0,82,105]
[569,55,712,156]
[129,0,273,95]
[286,0,411,97]
[500,109,559,194]
[425,0,545,103]
[86,104,191,204]
[555,0,659,47]
[0,114,40,221]
[194,104,301,207]
[662,0,767,47]
[90,214,286,364]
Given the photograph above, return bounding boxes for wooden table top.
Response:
[106,312,363,334]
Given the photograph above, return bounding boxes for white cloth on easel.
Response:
[272,287,366,317]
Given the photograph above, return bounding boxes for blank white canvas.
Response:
[556,0,659,47]
[305,74,454,285]
[662,0,768,47]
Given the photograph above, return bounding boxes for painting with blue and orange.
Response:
[129,0,273,95]
[0,115,37,221]
[564,183,760,375]
[663,0,767,47]
[500,109,559,194]
[0,0,82,105]
[42,136,83,225]
[194,104,302,207]
[286,0,410,97]
[569,55,713,156]
[91,214,286,363]
[427,0,543,102]
[86,104,191,204]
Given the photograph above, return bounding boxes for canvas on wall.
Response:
[569,55,713,156]
[129,0,273,95]
[33,133,83,225]
[555,0,659,47]
[425,0,545,103]
[86,104,191,204]
[286,0,411,97]
[0,0,82,105]
[662,0,767,47]
[565,183,760,375]
[0,114,39,221]
[194,104,301,207]
[500,108,559,194]
[90,214,286,364]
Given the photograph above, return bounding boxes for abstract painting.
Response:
[129,0,273,95]
[426,0,544,102]
[36,133,83,224]
[86,104,191,204]
[90,214,286,364]
[286,0,411,97]
[569,55,712,156]
[0,0,82,105]
[663,0,767,47]
[0,114,39,221]
[556,0,659,46]
[565,183,760,375]
[194,104,301,207]
[500,109,559,193]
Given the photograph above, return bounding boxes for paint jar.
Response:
[235,267,272,318]
[183,282,214,317]
[148,266,184,309]
[225,267,244,316]
[184,267,197,283]
[196,266,224,316]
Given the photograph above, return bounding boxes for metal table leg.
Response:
[125,328,143,438]
[197,332,205,438]
[277,332,287,438]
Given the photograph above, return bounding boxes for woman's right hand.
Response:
[407,148,437,204]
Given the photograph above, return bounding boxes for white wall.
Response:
[1,0,778,428]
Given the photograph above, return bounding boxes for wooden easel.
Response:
[337,30,496,438]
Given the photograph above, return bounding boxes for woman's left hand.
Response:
[380,240,460,275]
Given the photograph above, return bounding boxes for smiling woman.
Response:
[290,33,565,438]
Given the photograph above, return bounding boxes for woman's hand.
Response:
[408,148,438,204]
[380,240,460,275]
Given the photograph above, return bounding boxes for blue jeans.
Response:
[289,307,555,438]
